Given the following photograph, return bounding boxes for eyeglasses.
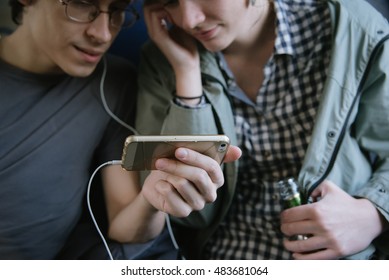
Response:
[59,0,140,28]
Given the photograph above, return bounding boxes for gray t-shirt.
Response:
[0,54,137,259]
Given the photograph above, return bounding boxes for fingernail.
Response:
[155,158,167,169]
[175,148,188,159]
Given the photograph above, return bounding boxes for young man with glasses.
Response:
[0,0,241,260]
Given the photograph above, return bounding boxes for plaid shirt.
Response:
[203,0,332,259]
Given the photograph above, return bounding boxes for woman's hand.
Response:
[143,2,199,73]
[141,145,241,217]
[143,2,203,100]
[281,180,387,259]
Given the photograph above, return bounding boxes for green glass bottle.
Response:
[278,178,307,240]
[278,178,302,209]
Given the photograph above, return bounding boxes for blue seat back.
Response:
[109,0,149,66]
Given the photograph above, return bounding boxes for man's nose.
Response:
[86,12,114,44]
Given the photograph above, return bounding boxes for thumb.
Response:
[223,145,242,163]
[310,180,334,202]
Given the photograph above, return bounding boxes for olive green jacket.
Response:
[136,0,389,259]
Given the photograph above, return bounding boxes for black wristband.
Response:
[174,94,204,100]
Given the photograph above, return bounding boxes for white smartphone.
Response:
[121,135,230,171]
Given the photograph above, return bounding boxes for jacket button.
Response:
[263,151,271,158]
[327,131,336,138]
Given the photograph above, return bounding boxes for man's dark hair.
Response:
[9,0,24,25]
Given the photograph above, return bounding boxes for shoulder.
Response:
[330,0,389,35]
[90,54,137,109]
[95,54,137,92]
[103,53,137,81]
[137,40,176,94]
[139,40,172,73]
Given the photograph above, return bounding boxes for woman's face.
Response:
[161,0,253,52]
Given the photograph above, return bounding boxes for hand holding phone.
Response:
[121,135,230,171]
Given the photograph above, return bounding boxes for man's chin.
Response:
[65,64,97,78]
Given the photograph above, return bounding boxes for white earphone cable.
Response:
[87,56,182,260]
[99,56,138,136]
[86,160,122,260]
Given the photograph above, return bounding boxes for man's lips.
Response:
[76,46,104,56]
[74,46,105,62]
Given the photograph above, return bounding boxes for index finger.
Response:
[174,147,223,185]
[154,147,224,186]
[281,204,315,223]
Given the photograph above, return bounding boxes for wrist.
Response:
[358,198,388,238]
[139,189,160,214]
[174,94,203,100]
[173,91,204,106]
[174,66,203,104]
